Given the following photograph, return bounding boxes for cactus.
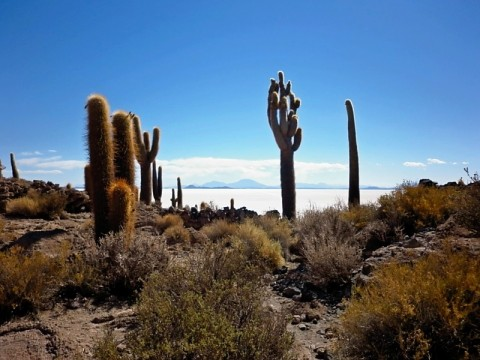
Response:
[230,198,235,211]
[0,159,5,178]
[10,153,19,179]
[346,99,360,208]
[108,179,135,243]
[86,94,115,242]
[170,188,177,208]
[84,164,92,197]
[152,162,163,205]
[132,115,160,205]
[267,71,302,219]
[112,111,136,189]
[177,177,183,209]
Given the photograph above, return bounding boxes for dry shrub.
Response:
[68,230,169,299]
[94,243,294,360]
[337,246,480,359]
[378,182,458,235]
[0,245,68,322]
[454,183,480,234]
[163,224,191,245]
[340,202,379,230]
[6,189,67,219]
[200,218,238,242]
[232,220,285,269]
[153,213,183,233]
[252,214,298,258]
[296,206,360,287]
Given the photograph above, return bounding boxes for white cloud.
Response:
[462,161,469,165]
[22,169,63,175]
[403,161,426,168]
[427,158,446,165]
[20,151,43,156]
[158,157,346,185]
[35,160,87,170]
[17,156,62,166]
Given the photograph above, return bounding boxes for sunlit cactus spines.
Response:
[346,99,360,208]
[267,71,302,219]
[86,94,115,242]
[0,159,5,178]
[132,115,160,205]
[108,179,135,242]
[10,153,19,179]
[112,111,136,189]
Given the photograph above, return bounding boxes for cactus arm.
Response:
[292,128,302,152]
[133,115,147,163]
[147,128,160,163]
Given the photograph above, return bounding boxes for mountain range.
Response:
[183,179,391,190]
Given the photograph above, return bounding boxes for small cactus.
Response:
[170,188,177,208]
[346,99,360,208]
[132,115,160,205]
[108,179,135,243]
[152,162,163,205]
[267,71,302,219]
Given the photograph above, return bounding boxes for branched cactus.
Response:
[10,153,19,179]
[132,115,160,205]
[346,99,360,208]
[86,95,136,243]
[112,111,136,189]
[267,71,302,219]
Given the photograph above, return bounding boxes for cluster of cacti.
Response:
[169,177,183,209]
[10,153,19,179]
[267,71,302,219]
[85,95,137,243]
[132,115,160,205]
[346,99,360,208]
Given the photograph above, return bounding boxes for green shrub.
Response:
[337,246,480,359]
[232,220,285,269]
[295,206,360,287]
[0,245,68,321]
[6,189,67,219]
[378,182,457,235]
[252,214,298,258]
[94,244,294,359]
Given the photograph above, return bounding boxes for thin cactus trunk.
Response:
[177,177,183,209]
[346,99,360,208]
[10,153,19,179]
[280,149,296,219]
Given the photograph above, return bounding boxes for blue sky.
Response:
[1,1,479,188]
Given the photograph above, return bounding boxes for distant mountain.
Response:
[185,179,392,190]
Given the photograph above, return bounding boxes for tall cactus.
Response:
[86,94,115,242]
[132,115,160,205]
[346,99,360,208]
[177,177,183,209]
[111,111,136,189]
[10,153,19,179]
[267,71,302,219]
[152,161,163,205]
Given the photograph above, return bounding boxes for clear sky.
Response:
[1,1,479,188]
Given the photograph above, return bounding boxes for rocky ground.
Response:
[0,187,479,359]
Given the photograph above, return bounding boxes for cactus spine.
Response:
[10,153,19,179]
[108,179,135,242]
[177,177,183,209]
[346,99,360,208]
[267,71,302,219]
[112,111,136,189]
[132,115,160,205]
